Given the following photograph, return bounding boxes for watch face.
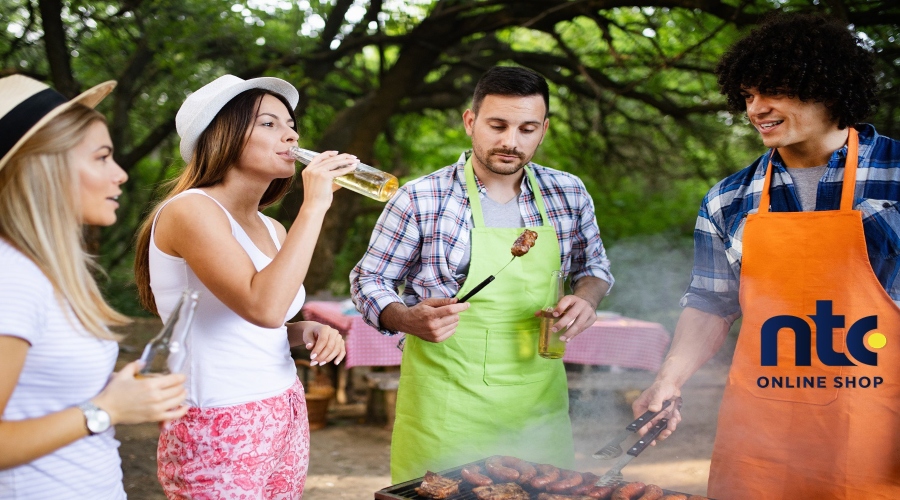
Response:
[84,405,111,434]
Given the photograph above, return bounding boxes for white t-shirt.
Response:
[0,239,124,499]
[149,189,304,408]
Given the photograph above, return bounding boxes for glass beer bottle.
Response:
[289,146,399,202]
[137,289,200,377]
[539,270,567,359]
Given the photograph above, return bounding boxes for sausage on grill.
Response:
[529,464,561,489]
[461,465,493,486]
[568,473,601,495]
[545,469,584,492]
[636,484,664,500]
[611,482,647,500]
[587,485,617,499]
[484,456,520,482]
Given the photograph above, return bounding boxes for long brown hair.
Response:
[0,104,129,339]
[134,89,296,314]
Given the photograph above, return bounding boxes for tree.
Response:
[2,0,898,310]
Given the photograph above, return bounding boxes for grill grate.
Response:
[373,458,697,500]
[375,460,489,500]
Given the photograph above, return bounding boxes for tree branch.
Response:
[38,0,77,96]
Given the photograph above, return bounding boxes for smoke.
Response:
[597,233,694,333]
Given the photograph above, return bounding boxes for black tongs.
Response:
[592,397,682,459]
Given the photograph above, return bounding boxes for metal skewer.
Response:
[458,255,516,303]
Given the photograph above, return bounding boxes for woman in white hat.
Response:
[133,74,351,498]
[0,75,188,498]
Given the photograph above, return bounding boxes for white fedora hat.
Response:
[176,74,299,163]
[0,74,116,172]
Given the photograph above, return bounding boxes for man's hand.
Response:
[631,379,682,444]
[380,298,470,342]
[535,294,597,341]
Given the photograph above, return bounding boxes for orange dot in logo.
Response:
[867,332,887,350]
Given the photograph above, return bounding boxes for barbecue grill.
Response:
[374,458,700,499]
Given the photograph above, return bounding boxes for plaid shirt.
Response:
[351,151,614,335]
[684,124,900,319]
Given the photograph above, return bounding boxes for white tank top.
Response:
[148,188,304,408]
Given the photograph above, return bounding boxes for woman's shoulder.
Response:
[156,190,234,230]
[0,239,51,289]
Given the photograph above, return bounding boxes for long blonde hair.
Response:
[0,104,129,340]
[134,89,295,314]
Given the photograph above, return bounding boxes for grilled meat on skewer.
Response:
[511,229,538,257]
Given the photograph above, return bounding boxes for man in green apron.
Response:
[351,66,614,482]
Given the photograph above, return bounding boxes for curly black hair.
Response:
[715,13,878,129]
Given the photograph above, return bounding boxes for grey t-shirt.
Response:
[786,165,827,212]
[457,194,525,276]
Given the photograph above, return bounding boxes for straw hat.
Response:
[175,74,299,163]
[0,74,116,172]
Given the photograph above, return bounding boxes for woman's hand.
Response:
[288,321,346,366]
[300,151,359,206]
[91,361,188,426]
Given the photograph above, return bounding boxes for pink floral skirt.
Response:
[157,379,310,499]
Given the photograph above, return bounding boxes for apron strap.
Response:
[464,156,552,227]
[464,156,486,228]
[840,127,859,211]
[524,165,551,226]
[759,127,859,214]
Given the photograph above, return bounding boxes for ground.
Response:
[116,318,728,499]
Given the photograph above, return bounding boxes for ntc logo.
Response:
[761,301,887,367]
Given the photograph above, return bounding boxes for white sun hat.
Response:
[0,74,116,172]
[175,74,300,163]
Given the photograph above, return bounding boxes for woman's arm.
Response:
[155,153,357,328]
[0,336,187,470]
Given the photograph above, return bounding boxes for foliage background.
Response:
[2,0,898,330]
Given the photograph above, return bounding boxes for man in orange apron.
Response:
[351,66,614,482]
[633,14,900,499]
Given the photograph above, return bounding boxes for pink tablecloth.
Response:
[301,301,671,371]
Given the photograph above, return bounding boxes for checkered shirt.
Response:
[350,152,614,335]
[683,124,900,319]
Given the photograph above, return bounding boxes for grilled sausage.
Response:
[587,485,617,499]
[686,496,707,500]
[568,473,601,495]
[545,469,584,492]
[460,465,493,486]
[529,464,561,489]
[636,484,664,500]
[510,459,537,485]
[611,481,647,500]
[484,456,520,482]
[658,495,687,500]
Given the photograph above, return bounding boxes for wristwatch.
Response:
[78,401,111,435]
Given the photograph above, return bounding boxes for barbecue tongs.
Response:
[592,397,683,485]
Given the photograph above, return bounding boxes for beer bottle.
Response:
[137,290,199,377]
[289,146,399,202]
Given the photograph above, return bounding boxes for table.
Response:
[301,301,671,371]
[301,300,671,421]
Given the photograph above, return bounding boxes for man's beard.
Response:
[472,147,529,175]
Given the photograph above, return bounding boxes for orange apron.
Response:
[708,129,900,499]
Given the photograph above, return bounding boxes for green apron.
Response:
[390,157,574,482]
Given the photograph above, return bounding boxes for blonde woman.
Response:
[0,75,187,498]
[133,75,348,498]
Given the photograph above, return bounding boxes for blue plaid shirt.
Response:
[351,151,614,335]
[683,124,900,319]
